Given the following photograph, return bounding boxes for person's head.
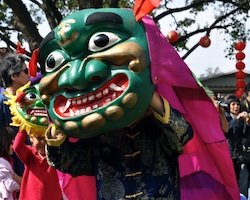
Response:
[245,82,250,97]
[0,47,11,60]
[226,95,241,115]
[29,134,46,156]
[0,126,15,158]
[0,53,29,89]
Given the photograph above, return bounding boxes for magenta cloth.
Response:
[57,138,96,200]
[142,16,240,200]
[57,171,96,200]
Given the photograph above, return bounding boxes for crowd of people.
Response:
[0,9,248,200]
[210,87,250,199]
[0,53,250,200]
[1,55,249,200]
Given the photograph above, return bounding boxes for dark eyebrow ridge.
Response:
[23,86,36,93]
[85,12,123,26]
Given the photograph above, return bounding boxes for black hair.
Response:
[226,95,240,112]
[245,82,250,94]
[0,126,15,159]
[0,53,26,87]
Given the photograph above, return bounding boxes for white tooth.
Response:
[112,93,117,99]
[109,83,123,91]
[86,107,92,112]
[106,98,111,102]
[96,92,102,98]
[81,108,86,113]
[62,99,71,113]
[82,97,87,103]
[77,99,81,104]
[103,88,109,95]
[72,100,77,105]
[69,109,74,117]
[88,95,95,101]
[92,104,98,109]
[75,110,80,115]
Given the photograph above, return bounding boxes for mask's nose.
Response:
[58,59,110,91]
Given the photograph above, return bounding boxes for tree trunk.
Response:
[4,0,43,51]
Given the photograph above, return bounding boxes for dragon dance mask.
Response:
[37,8,156,138]
[5,82,48,137]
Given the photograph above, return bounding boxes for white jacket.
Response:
[0,157,20,200]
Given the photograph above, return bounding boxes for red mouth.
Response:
[54,74,128,118]
[26,108,47,117]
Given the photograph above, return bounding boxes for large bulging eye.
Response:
[89,32,121,52]
[45,52,65,73]
[23,92,40,101]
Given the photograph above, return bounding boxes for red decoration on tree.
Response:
[236,61,245,70]
[16,42,26,54]
[235,71,246,79]
[235,51,245,60]
[199,36,211,48]
[235,89,245,98]
[167,30,179,43]
[235,41,246,51]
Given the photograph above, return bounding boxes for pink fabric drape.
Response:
[142,15,240,200]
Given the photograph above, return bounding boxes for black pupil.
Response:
[94,34,109,47]
[47,55,56,68]
[29,93,37,99]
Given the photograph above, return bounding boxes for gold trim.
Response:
[125,171,142,177]
[152,97,170,124]
[126,131,140,138]
[124,151,141,157]
[125,192,143,198]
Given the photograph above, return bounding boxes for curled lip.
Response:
[26,108,47,117]
[54,74,128,118]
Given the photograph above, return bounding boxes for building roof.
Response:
[199,70,250,94]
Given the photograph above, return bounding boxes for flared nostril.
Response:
[91,76,101,82]
[61,87,71,92]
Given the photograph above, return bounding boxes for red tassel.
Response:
[29,49,39,78]
[134,0,161,21]
[15,91,26,102]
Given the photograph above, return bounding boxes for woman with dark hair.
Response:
[0,126,21,200]
[225,95,250,183]
[0,53,30,180]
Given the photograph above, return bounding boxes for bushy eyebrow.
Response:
[85,12,123,26]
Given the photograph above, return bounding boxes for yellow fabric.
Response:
[152,97,170,124]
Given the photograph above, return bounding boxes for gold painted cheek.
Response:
[81,113,105,132]
[105,106,124,120]
[129,59,145,73]
[30,116,37,123]
[41,94,51,107]
[40,117,48,125]
[122,92,138,108]
[64,121,79,133]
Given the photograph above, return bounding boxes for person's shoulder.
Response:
[0,88,5,103]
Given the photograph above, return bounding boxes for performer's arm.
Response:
[150,92,193,153]
[45,125,94,177]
